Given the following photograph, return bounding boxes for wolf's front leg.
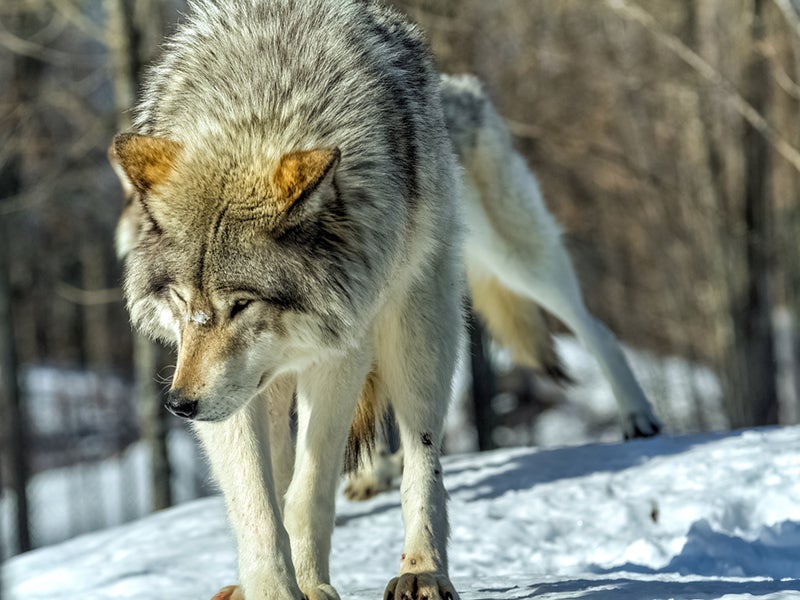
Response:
[378,269,462,600]
[194,405,303,600]
[283,348,373,599]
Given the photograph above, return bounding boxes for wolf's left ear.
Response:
[271,147,341,214]
[109,133,183,195]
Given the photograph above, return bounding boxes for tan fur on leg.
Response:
[469,269,569,381]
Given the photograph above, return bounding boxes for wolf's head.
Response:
[110,133,361,422]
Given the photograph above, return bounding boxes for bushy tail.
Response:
[344,366,386,472]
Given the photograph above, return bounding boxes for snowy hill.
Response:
[5,427,800,599]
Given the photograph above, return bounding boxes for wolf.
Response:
[111,2,660,599]
[113,2,463,599]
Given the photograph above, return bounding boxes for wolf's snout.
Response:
[165,389,199,419]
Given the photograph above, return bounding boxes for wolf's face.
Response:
[111,134,359,421]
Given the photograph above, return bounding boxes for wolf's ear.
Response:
[271,147,341,214]
[109,133,183,194]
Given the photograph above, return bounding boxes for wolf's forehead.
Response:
[172,148,289,218]
[166,183,271,225]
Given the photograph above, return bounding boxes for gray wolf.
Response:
[111,2,660,599]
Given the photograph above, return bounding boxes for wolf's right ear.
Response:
[271,147,341,215]
[109,133,183,195]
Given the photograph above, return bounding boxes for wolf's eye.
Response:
[230,299,253,319]
[170,288,187,308]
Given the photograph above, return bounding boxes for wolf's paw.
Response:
[212,586,244,600]
[622,410,662,440]
[302,584,340,600]
[383,573,458,600]
[211,585,316,600]
[344,472,393,501]
[344,450,403,501]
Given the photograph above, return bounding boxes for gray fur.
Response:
[115,2,464,599]
[124,0,461,355]
[440,74,489,157]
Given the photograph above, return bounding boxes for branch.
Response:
[759,40,800,101]
[604,0,800,174]
[772,0,800,40]
[771,55,800,100]
[0,23,85,67]
[49,0,108,41]
[56,282,123,306]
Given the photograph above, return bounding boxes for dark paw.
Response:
[623,412,662,440]
[384,573,457,600]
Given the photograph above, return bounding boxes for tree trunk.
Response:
[105,0,172,511]
[735,0,778,427]
[0,4,50,555]
[0,176,31,555]
[79,241,112,371]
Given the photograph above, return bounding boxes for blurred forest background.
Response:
[3,0,800,560]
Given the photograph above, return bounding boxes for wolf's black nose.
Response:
[165,389,198,419]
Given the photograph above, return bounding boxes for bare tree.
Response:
[0,3,44,553]
[105,0,173,511]
[733,0,779,426]
[1,196,31,555]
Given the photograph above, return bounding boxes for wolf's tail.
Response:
[344,366,386,472]
[469,271,569,381]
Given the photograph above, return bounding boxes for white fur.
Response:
[459,110,660,437]
[193,406,302,600]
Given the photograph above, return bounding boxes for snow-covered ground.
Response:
[1,429,207,556]
[5,426,800,599]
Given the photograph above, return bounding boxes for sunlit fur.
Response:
[113,2,462,600]
[111,3,660,600]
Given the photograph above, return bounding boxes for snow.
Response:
[7,334,726,557]
[5,427,800,599]
[1,429,206,556]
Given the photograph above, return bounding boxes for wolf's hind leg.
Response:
[523,248,660,438]
[468,237,661,438]
[464,165,660,436]
[344,419,402,502]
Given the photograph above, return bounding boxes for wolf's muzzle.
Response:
[165,389,199,419]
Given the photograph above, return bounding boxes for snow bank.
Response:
[5,427,800,599]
